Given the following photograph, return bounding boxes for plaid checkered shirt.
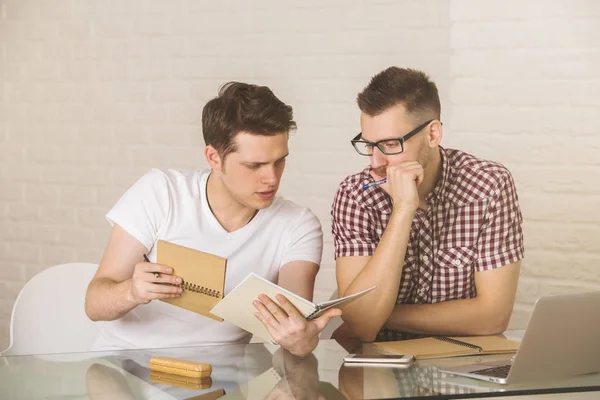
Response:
[331,147,524,341]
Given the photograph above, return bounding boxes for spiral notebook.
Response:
[157,240,227,322]
[374,335,520,360]
[210,272,375,342]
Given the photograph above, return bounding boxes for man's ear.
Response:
[205,145,222,171]
[427,120,443,148]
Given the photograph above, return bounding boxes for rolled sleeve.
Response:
[331,183,377,259]
[474,171,525,272]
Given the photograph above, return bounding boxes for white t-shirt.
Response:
[91,169,323,351]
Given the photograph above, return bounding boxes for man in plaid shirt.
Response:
[331,67,524,343]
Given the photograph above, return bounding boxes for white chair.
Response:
[1,262,107,356]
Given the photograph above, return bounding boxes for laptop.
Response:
[440,291,600,384]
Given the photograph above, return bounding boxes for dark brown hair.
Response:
[357,67,441,120]
[202,82,296,160]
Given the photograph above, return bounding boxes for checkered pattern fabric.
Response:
[331,148,524,341]
[391,364,498,396]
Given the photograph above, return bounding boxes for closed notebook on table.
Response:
[211,272,375,342]
[157,240,227,322]
[374,336,520,360]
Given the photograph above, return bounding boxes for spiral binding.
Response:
[306,307,320,320]
[269,367,282,381]
[433,336,483,352]
[180,279,221,298]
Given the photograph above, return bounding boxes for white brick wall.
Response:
[0,0,598,351]
[448,0,600,328]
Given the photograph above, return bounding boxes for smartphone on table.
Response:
[343,353,415,368]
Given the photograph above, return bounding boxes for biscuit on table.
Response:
[149,356,212,378]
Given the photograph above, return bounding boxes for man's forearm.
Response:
[85,278,139,321]
[340,210,415,341]
[384,298,511,336]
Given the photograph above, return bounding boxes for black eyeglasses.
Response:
[351,119,435,156]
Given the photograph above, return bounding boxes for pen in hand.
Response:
[362,178,387,190]
[143,254,161,279]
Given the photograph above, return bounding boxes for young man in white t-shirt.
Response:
[85,82,340,357]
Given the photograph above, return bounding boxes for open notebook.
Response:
[210,272,375,342]
[157,240,227,321]
[374,336,520,360]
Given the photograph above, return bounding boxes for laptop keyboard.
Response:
[470,364,511,378]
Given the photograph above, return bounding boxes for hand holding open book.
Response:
[152,240,375,344]
[210,273,376,342]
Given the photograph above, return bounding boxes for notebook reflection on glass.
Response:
[440,291,600,384]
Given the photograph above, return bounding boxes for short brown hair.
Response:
[357,67,441,120]
[202,82,296,160]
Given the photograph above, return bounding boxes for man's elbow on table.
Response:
[341,316,381,343]
[475,311,511,336]
[468,299,513,336]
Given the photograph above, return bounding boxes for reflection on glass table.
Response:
[338,336,600,400]
[1,338,600,399]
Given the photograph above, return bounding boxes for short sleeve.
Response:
[106,169,170,251]
[475,170,525,271]
[280,208,323,267]
[331,183,376,258]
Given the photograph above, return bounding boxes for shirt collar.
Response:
[426,146,450,204]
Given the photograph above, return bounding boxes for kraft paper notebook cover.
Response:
[157,240,227,322]
[210,272,376,342]
[374,336,520,360]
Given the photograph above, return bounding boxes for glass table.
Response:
[1,339,599,399]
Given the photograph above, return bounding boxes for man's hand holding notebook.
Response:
[152,241,375,342]
[156,240,227,321]
[210,273,376,342]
